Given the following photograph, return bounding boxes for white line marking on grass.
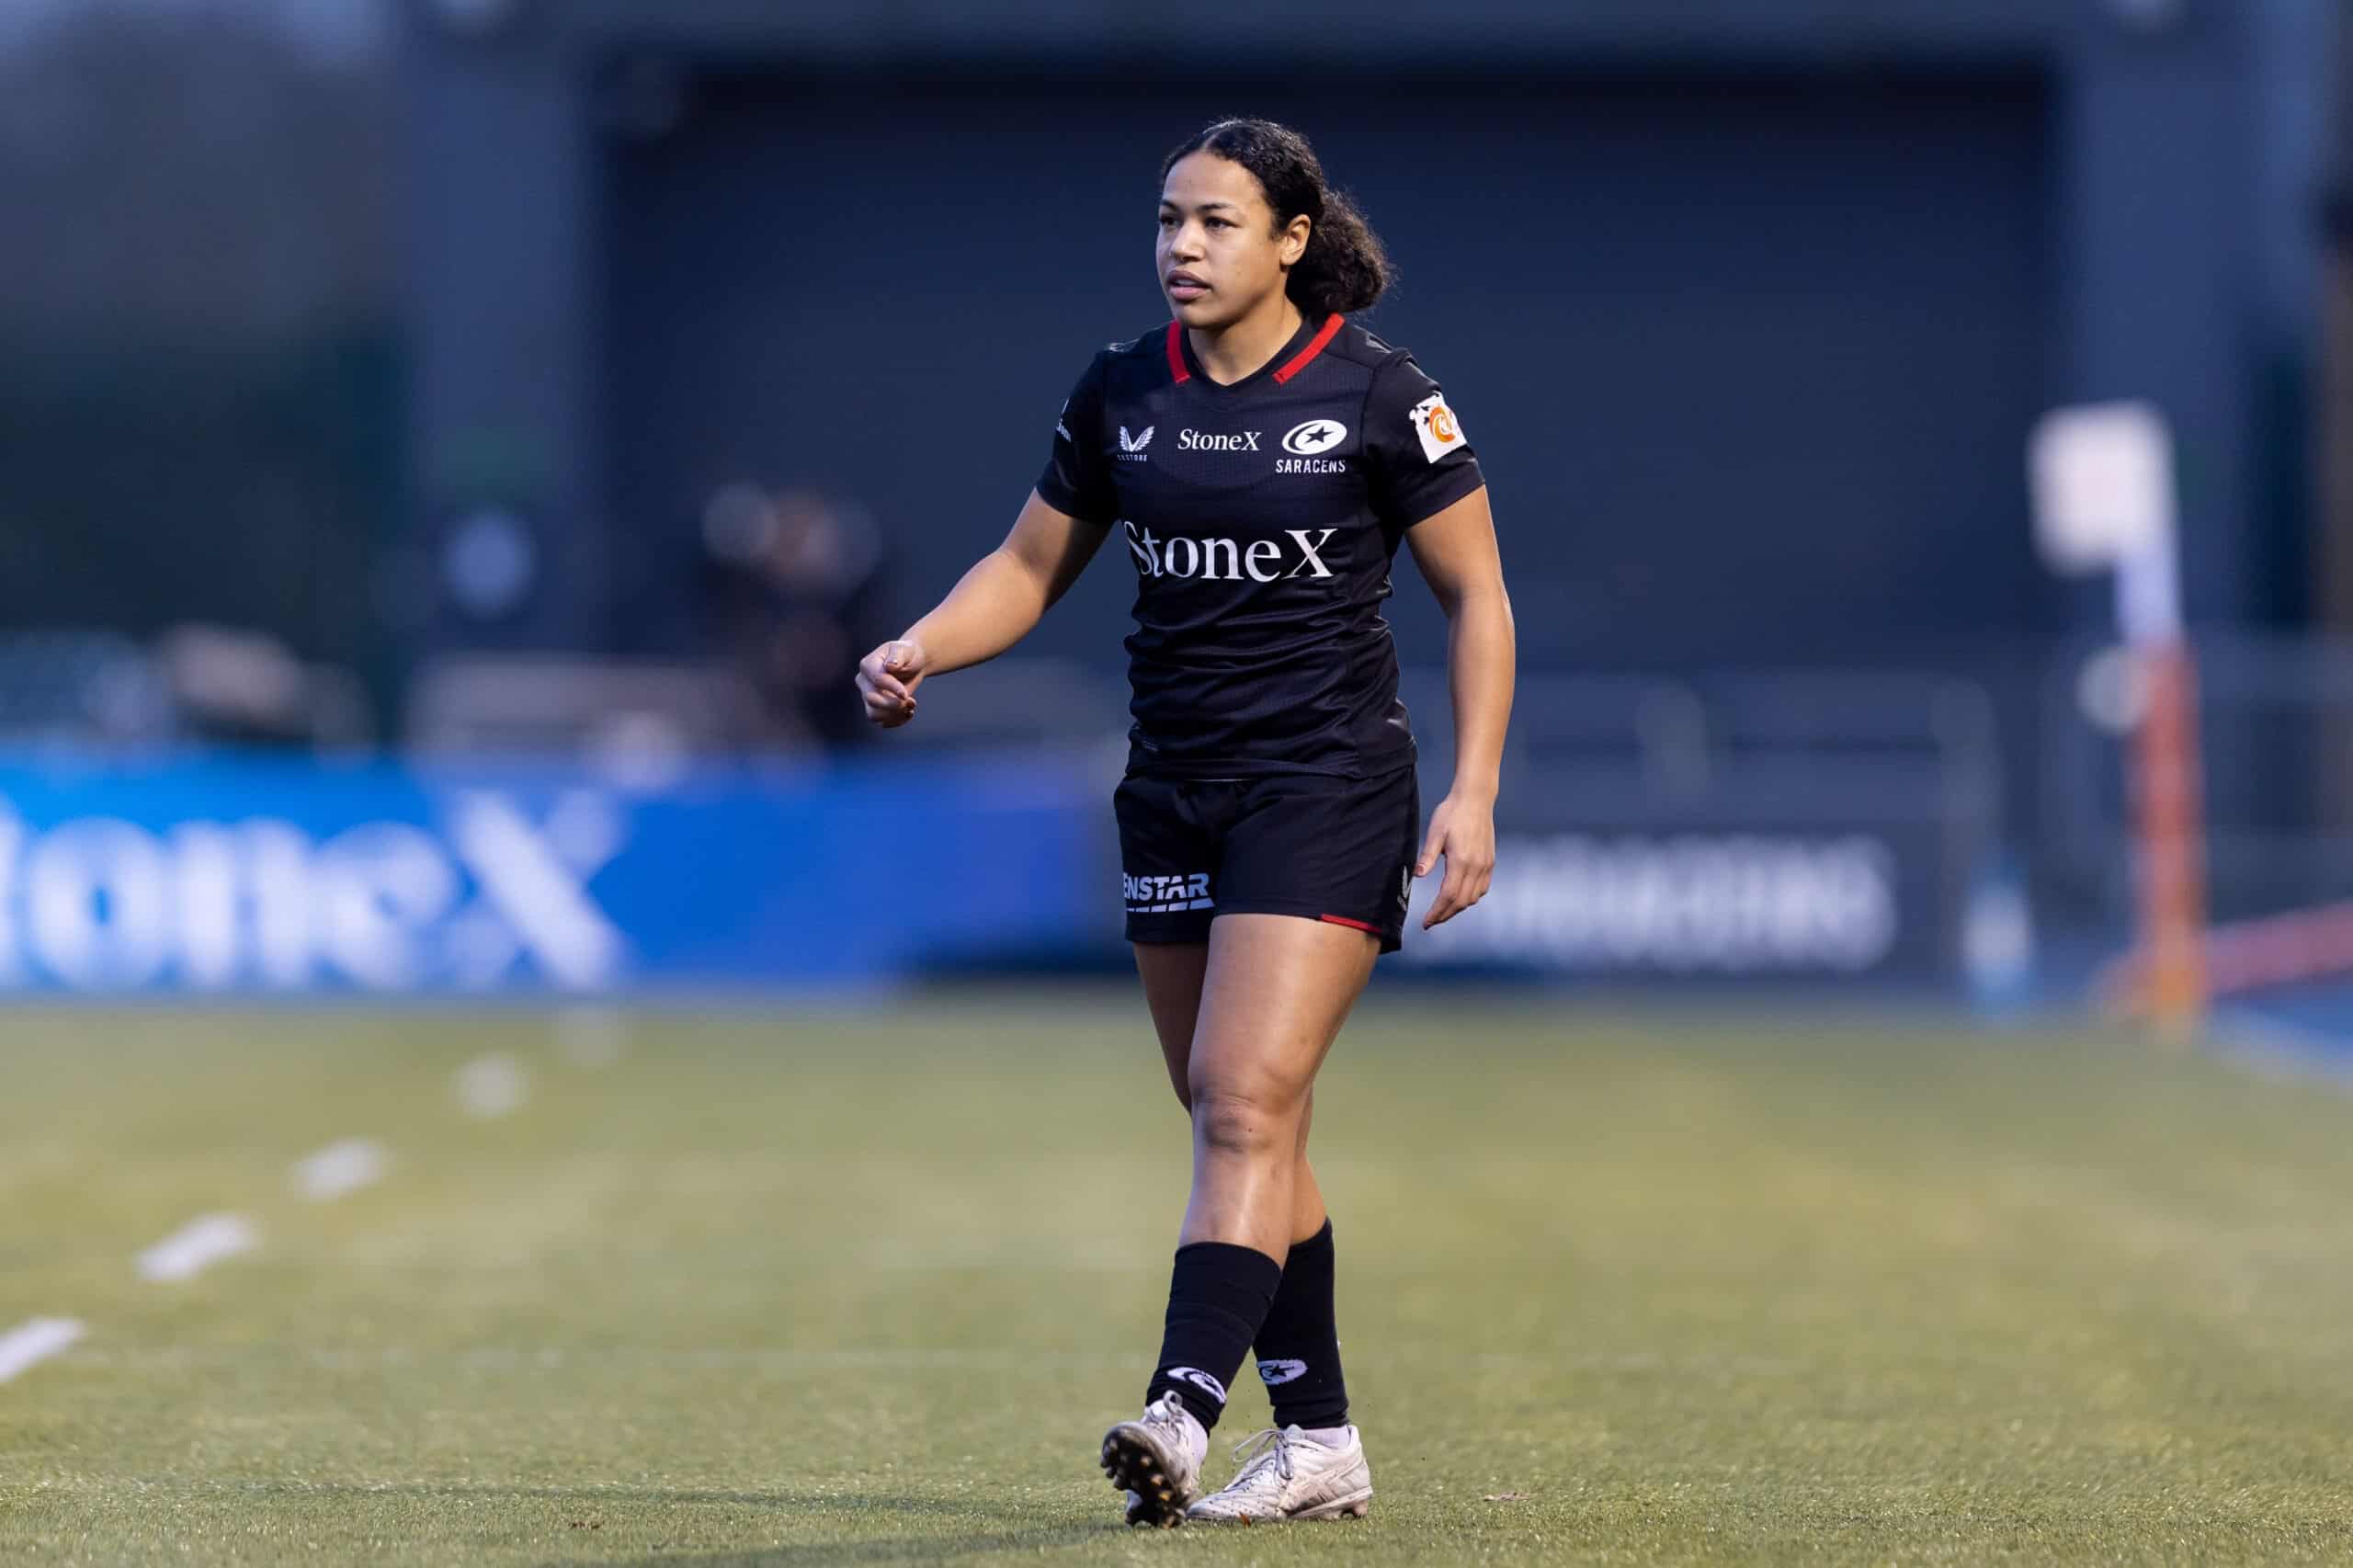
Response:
[453,1052,529,1119]
[552,1005,627,1067]
[0,1317,85,1382]
[290,1139,389,1201]
[135,1214,258,1282]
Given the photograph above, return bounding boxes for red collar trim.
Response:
[1166,312,1344,387]
[1271,313,1346,384]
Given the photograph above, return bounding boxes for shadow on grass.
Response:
[212,1481,1016,1513]
[233,1482,1123,1565]
[554,1519,1120,1567]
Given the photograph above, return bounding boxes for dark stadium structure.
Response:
[396,0,2339,969]
[403,0,2323,667]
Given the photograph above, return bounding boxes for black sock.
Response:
[1144,1241,1283,1431]
[1253,1221,1349,1429]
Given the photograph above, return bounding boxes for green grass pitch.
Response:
[4,993,2353,1564]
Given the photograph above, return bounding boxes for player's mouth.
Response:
[1165,271,1210,302]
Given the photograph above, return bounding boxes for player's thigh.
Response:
[1132,940,1208,1107]
[1213,767,1419,956]
[1188,913,1378,1119]
[1116,771,1227,1106]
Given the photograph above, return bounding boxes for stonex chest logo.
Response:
[1123,521,1337,582]
[1176,428,1258,451]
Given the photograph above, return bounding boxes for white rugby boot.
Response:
[1187,1424,1372,1523]
[1099,1392,1205,1528]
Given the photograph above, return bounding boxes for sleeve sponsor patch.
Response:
[1409,392,1467,464]
[1054,400,1074,443]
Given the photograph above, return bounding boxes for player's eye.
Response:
[1157,212,1177,229]
[1206,218,1233,230]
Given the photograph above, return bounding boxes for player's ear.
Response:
[1279,213,1312,267]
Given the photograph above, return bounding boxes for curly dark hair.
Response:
[1161,118,1391,316]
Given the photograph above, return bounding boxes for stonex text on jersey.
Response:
[1037,313,1484,783]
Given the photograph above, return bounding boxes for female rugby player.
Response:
[855,118,1514,1528]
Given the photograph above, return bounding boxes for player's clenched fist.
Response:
[856,639,926,728]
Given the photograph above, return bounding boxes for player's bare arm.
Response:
[855,491,1106,727]
[1404,486,1515,929]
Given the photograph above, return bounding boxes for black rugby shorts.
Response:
[1114,766,1420,955]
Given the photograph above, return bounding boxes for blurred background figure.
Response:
[698,483,890,750]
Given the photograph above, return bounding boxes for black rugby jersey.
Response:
[1037,313,1485,779]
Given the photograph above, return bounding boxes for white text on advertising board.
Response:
[0,791,627,992]
[1414,833,1899,971]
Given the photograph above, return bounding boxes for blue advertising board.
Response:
[0,752,1115,995]
[0,749,1985,997]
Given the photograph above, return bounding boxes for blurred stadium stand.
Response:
[0,0,2345,1002]
[0,632,176,749]
[405,656,765,764]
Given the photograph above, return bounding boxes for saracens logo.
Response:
[1164,1367,1230,1404]
[1281,419,1347,456]
[1124,521,1338,582]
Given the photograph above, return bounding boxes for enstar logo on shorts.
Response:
[1125,871,1212,912]
[1410,392,1467,464]
[1118,425,1154,462]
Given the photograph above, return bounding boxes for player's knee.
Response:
[1189,1081,1298,1159]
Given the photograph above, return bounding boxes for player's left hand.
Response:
[1415,790,1496,929]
